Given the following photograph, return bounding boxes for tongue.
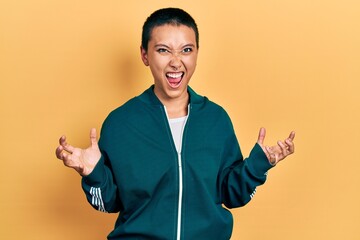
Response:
[167,76,182,86]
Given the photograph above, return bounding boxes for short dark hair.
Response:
[141,8,199,52]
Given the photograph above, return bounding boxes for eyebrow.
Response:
[154,43,196,49]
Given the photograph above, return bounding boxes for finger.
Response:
[61,151,72,166]
[71,162,84,175]
[63,156,85,175]
[59,135,75,153]
[59,135,66,145]
[266,146,277,165]
[90,128,98,147]
[257,127,266,145]
[285,138,295,153]
[55,145,64,159]
[61,152,78,168]
[288,131,295,141]
[277,140,289,156]
[76,163,85,176]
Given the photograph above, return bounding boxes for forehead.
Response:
[149,24,196,47]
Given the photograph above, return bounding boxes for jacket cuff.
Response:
[247,143,274,176]
[82,155,106,186]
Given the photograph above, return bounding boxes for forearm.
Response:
[81,156,120,213]
[221,143,274,208]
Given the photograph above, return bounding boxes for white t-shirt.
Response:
[168,116,188,153]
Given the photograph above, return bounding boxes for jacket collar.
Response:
[138,85,204,106]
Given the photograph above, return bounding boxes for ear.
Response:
[140,46,149,66]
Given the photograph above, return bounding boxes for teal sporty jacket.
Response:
[82,85,273,239]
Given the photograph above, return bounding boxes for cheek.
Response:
[151,57,170,71]
[184,57,197,72]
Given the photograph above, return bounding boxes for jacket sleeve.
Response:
[81,153,121,213]
[219,132,274,209]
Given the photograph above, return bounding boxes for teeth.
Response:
[166,72,182,78]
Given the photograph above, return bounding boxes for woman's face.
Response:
[141,24,198,104]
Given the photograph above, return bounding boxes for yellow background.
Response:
[1,0,359,239]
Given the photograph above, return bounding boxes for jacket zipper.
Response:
[162,105,190,240]
[176,151,183,240]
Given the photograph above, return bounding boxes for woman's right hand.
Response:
[55,128,101,176]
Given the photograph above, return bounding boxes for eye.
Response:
[182,47,193,53]
[157,48,169,53]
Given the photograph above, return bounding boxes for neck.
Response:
[160,94,189,119]
[166,103,188,118]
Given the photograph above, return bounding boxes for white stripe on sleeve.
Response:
[89,187,107,212]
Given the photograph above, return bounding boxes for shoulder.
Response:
[192,90,230,119]
[104,97,140,124]
[189,88,233,128]
[100,93,154,141]
[205,98,229,115]
[189,86,227,114]
[205,99,233,127]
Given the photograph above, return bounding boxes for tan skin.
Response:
[55,24,295,176]
[141,24,198,118]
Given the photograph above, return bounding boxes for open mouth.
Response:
[166,72,184,88]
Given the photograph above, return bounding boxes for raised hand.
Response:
[257,127,295,165]
[55,128,101,176]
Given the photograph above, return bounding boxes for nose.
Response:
[170,53,182,70]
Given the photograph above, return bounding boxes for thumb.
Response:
[77,162,85,175]
[90,128,98,147]
[257,127,266,145]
